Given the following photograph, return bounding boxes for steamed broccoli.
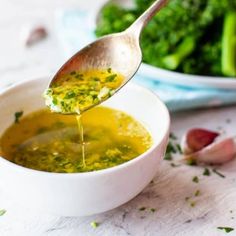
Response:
[96,0,236,77]
[221,11,236,77]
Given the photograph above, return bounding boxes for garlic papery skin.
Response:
[185,137,236,165]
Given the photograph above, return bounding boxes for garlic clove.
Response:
[24,26,47,47]
[181,128,219,155]
[185,137,236,164]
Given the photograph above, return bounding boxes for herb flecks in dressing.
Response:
[0,107,152,173]
[44,69,124,114]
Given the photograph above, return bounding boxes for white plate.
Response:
[96,0,236,90]
[139,63,236,90]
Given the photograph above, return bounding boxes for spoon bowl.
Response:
[48,0,168,114]
[50,31,141,87]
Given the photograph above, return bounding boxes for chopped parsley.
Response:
[213,169,225,178]
[105,74,117,82]
[164,135,183,161]
[169,132,177,140]
[186,159,197,166]
[139,207,146,211]
[70,71,76,75]
[190,201,196,207]
[194,190,200,196]
[90,221,99,228]
[164,152,173,161]
[107,68,112,73]
[0,209,6,216]
[64,91,76,99]
[176,144,182,154]
[203,168,211,176]
[164,142,176,160]
[52,98,58,105]
[44,69,124,114]
[150,208,156,212]
[217,227,234,233]
[14,111,23,123]
[192,176,199,183]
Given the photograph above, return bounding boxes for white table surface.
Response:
[1,1,236,235]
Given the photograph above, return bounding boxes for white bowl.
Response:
[0,77,170,216]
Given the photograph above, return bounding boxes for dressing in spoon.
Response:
[44,0,168,115]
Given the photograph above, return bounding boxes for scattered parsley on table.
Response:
[217,227,234,233]
[0,209,6,216]
[90,221,99,229]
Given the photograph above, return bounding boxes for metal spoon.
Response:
[48,0,168,113]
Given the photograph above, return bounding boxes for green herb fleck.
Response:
[203,168,211,176]
[0,209,6,216]
[190,201,196,207]
[70,71,76,75]
[90,221,99,228]
[14,111,23,123]
[170,132,177,140]
[64,91,76,99]
[213,169,225,178]
[194,190,200,196]
[107,68,112,73]
[105,74,117,82]
[75,74,83,80]
[192,176,199,183]
[52,98,58,105]
[176,144,182,154]
[139,207,146,211]
[164,152,172,161]
[186,159,197,166]
[164,141,177,161]
[217,227,234,233]
[150,208,156,212]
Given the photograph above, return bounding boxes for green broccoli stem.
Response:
[221,11,236,77]
[162,36,196,70]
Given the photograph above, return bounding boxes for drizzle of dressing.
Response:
[76,115,86,167]
[44,68,125,170]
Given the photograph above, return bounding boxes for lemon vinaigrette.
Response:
[44,68,124,114]
[0,107,152,173]
[43,68,126,170]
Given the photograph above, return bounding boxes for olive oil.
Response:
[76,115,86,167]
[0,107,152,173]
[44,69,124,114]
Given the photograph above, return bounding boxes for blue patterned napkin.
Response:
[55,9,236,112]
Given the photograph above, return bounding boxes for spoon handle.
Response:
[126,0,168,38]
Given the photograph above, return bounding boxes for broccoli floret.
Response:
[95,0,236,77]
[162,36,196,70]
[95,4,136,36]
